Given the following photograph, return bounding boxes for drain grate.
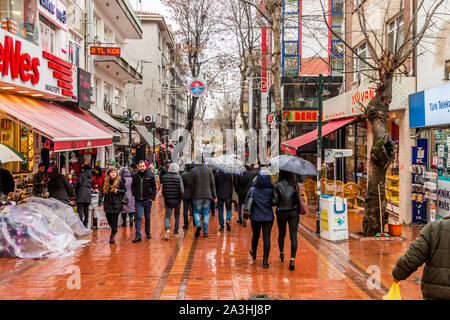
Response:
[245,293,277,300]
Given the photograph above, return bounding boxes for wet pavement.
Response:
[0,199,425,300]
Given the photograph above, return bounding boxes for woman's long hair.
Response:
[103,170,119,194]
[277,170,296,187]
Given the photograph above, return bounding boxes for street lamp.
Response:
[122,109,140,166]
[148,115,156,167]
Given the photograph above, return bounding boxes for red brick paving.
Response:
[0,199,424,300]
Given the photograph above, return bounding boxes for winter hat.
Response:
[106,166,118,176]
[168,163,180,173]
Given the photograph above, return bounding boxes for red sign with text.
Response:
[90,47,121,56]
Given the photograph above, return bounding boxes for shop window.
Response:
[69,40,80,66]
[0,0,39,45]
[387,15,404,53]
[40,22,55,54]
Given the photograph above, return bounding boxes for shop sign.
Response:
[324,77,416,120]
[267,110,318,123]
[39,0,67,31]
[89,46,121,56]
[409,82,450,128]
[77,67,91,109]
[0,29,75,101]
[437,176,450,219]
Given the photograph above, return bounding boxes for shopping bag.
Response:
[383,282,402,300]
[94,207,110,229]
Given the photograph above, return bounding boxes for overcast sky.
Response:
[130,0,177,27]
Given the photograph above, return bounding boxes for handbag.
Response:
[121,192,129,205]
[231,176,238,203]
[295,183,307,215]
[243,187,254,214]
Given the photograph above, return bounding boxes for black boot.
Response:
[109,235,115,244]
[280,253,284,262]
[289,260,295,270]
[250,249,256,261]
[132,236,141,243]
[263,253,269,268]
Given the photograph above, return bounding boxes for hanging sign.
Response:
[90,46,121,56]
[188,78,206,97]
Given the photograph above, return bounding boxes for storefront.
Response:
[409,81,450,222]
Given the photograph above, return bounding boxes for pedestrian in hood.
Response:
[161,163,184,239]
[235,164,259,227]
[48,167,73,204]
[214,170,233,232]
[190,163,217,238]
[92,166,105,191]
[181,163,193,230]
[392,215,450,300]
[272,170,302,271]
[98,166,126,244]
[131,160,156,242]
[32,163,47,197]
[244,170,274,269]
[120,167,135,228]
[76,164,93,227]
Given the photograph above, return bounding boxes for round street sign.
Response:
[188,78,206,97]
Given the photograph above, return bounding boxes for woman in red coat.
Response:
[92,166,105,191]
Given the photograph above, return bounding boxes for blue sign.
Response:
[409,82,450,128]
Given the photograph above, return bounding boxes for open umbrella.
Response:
[268,155,317,176]
[0,143,26,164]
[210,154,246,175]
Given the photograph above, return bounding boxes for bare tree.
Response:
[317,0,446,236]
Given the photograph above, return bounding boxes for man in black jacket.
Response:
[131,160,156,242]
[214,170,233,232]
[181,164,193,230]
[234,164,259,227]
[32,163,47,197]
[190,163,216,237]
[0,163,14,201]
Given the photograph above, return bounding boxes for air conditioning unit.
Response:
[144,115,154,123]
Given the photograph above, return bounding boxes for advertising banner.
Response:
[438,176,450,219]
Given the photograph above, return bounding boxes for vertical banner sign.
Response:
[77,67,91,109]
[438,176,450,219]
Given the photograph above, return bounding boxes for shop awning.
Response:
[69,107,121,142]
[87,106,128,133]
[0,93,113,152]
[135,125,161,147]
[281,117,356,155]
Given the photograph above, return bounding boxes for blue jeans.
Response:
[218,198,232,228]
[165,204,181,233]
[135,200,152,238]
[236,201,243,220]
[193,199,211,234]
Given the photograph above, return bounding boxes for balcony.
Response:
[94,0,142,39]
[94,55,143,84]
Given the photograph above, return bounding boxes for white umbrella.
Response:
[0,143,26,164]
[210,154,246,175]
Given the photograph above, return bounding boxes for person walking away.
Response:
[0,163,14,201]
[391,215,450,300]
[190,162,216,238]
[209,167,218,217]
[92,166,105,192]
[98,167,126,244]
[214,170,233,232]
[235,164,259,227]
[244,170,274,268]
[181,164,193,230]
[76,165,93,227]
[120,168,135,227]
[272,170,303,270]
[161,163,184,239]
[131,160,156,242]
[32,163,47,197]
[47,167,73,204]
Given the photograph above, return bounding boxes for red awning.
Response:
[0,93,113,152]
[282,117,356,155]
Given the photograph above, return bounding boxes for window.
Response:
[388,15,404,53]
[158,32,161,50]
[445,60,449,80]
[69,41,80,66]
[94,15,101,41]
[104,27,113,43]
[94,78,99,104]
[354,42,367,82]
[0,0,39,44]
[40,22,55,53]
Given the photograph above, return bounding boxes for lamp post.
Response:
[122,109,140,166]
[149,115,156,167]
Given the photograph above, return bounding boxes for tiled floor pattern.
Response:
[0,199,424,300]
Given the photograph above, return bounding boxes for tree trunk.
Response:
[363,76,395,237]
[240,74,249,131]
